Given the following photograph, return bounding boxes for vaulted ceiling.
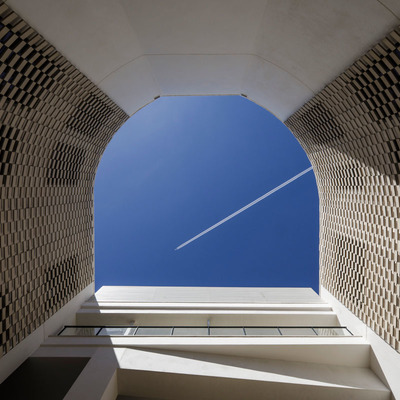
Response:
[7,0,400,119]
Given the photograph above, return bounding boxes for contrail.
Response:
[175,166,313,250]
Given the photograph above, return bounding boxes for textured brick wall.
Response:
[0,2,128,356]
[286,28,400,352]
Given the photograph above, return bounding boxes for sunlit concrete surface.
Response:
[7,0,400,119]
[17,287,394,399]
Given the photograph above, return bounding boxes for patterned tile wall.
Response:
[0,2,128,356]
[286,28,400,352]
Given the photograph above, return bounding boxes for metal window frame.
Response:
[57,325,353,337]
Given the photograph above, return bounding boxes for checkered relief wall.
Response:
[0,2,128,357]
[286,27,400,352]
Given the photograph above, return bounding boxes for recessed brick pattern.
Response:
[0,2,128,357]
[286,27,400,352]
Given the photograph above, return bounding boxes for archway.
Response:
[94,95,319,290]
[0,1,399,362]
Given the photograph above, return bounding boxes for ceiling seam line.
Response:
[376,0,400,20]
[96,53,316,95]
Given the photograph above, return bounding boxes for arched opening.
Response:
[94,96,319,290]
[0,0,399,369]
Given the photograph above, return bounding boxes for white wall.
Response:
[93,286,323,304]
[321,287,400,400]
[63,347,390,400]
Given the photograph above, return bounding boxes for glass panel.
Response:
[173,327,209,336]
[313,327,352,336]
[210,327,244,336]
[59,327,100,336]
[279,327,317,336]
[58,326,352,338]
[124,327,138,336]
[97,327,131,336]
[135,327,173,336]
[244,327,281,336]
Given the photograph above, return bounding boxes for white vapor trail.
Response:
[175,166,313,251]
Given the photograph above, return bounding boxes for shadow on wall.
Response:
[286,28,400,353]
[0,357,90,400]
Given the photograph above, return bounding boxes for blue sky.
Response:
[94,96,319,292]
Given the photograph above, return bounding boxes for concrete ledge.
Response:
[40,335,369,368]
[321,287,400,400]
[76,308,338,326]
[80,302,333,311]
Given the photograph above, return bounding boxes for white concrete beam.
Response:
[40,335,369,368]
[75,308,338,327]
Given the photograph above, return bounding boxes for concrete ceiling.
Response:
[6,0,400,120]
